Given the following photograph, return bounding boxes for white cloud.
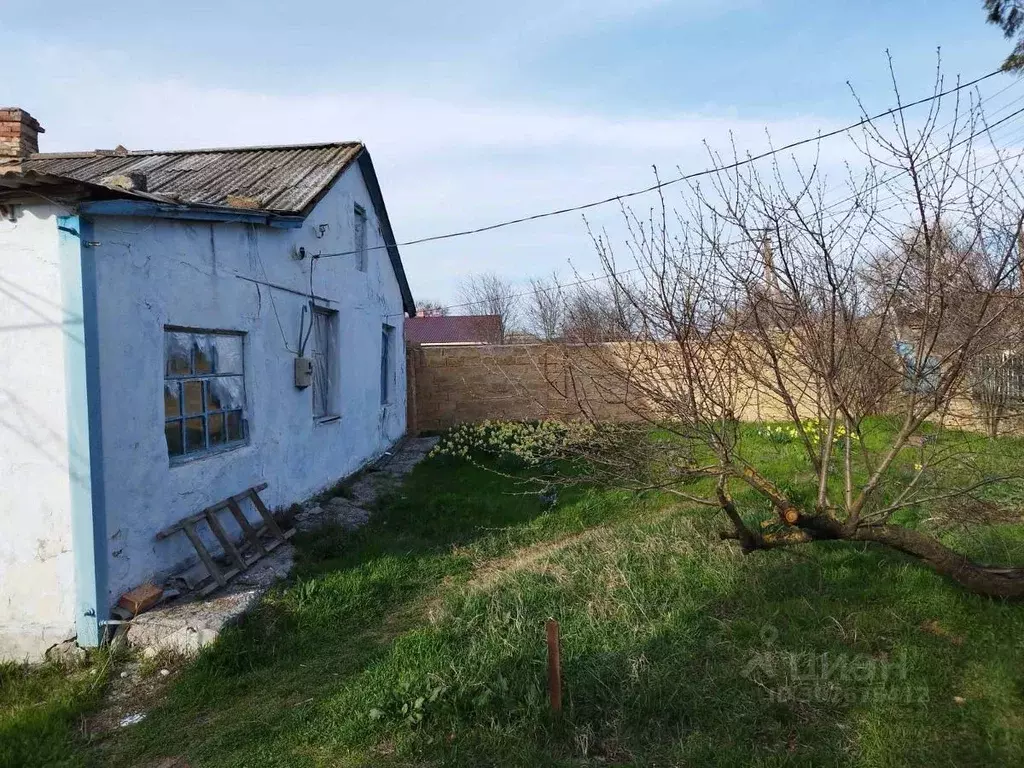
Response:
[7,38,856,305]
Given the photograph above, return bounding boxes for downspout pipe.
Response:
[58,215,108,647]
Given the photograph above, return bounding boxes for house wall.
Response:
[0,204,78,659]
[89,167,407,608]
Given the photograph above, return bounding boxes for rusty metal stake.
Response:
[546,618,562,713]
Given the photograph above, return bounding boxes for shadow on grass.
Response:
[91,458,1024,767]
[90,458,608,766]
[351,531,1024,767]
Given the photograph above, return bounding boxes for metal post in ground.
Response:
[546,618,562,713]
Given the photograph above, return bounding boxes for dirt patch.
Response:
[465,530,600,590]
[84,651,187,738]
[919,618,965,645]
[463,505,695,592]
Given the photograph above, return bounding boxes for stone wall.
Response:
[406,341,1020,437]
[405,342,819,433]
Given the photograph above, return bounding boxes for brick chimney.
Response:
[0,108,44,158]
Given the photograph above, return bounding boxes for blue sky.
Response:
[1,1,1015,305]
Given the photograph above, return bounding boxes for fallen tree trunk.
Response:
[850,524,1024,599]
[722,511,1024,599]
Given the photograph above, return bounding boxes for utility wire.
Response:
[319,68,1004,264]
[396,102,1024,318]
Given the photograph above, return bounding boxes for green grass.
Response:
[0,650,116,768]
[6,422,1024,766]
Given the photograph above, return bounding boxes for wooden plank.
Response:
[182,522,226,587]
[197,567,242,597]
[228,498,266,555]
[156,483,270,538]
[205,509,246,571]
[248,488,286,540]
[206,483,270,515]
[196,534,294,597]
[156,512,203,539]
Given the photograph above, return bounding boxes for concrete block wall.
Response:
[406,342,1022,441]
[405,342,817,433]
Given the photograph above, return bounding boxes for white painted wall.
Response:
[90,164,407,607]
[0,205,77,660]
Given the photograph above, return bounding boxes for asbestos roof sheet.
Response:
[12,142,363,215]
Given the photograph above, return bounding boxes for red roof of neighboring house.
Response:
[405,314,503,345]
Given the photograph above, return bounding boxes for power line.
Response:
[320,68,1004,264]
[395,105,1024,318]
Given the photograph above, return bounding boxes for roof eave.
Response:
[77,198,305,228]
[355,149,416,317]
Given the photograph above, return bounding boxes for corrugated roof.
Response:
[11,142,363,215]
[0,139,417,315]
[406,315,504,345]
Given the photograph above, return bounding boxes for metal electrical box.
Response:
[294,356,313,388]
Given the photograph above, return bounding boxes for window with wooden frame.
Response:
[311,307,340,420]
[164,329,246,459]
[354,203,368,272]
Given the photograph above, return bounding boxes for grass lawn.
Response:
[5,421,1024,766]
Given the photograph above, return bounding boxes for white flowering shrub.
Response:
[755,419,860,447]
[428,420,598,467]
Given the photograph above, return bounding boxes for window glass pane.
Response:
[183,380,204,415]
[208,412,226,447]
[165,420,184,456]
[214,335,243,374]
[164,328,247,459]
[164,381,181,419]
[208,376,244,411]
[193,336,214,374]
[166,332,191,376]
[184,417,206,453]
[226,410,244,441]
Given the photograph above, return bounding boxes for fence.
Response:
[405,342,822,433]
[407,342,1024,438]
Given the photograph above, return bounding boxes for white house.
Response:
[0,108,416,660]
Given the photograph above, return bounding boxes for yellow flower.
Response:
[914,463,923,472]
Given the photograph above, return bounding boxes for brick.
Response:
[118,582,163,616]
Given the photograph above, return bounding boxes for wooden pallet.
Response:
[156,483,296,596]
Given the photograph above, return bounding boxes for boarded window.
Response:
[312,307,339,419]
[164,329,246,459]
[354,204,368,272]
[381,324,394,405]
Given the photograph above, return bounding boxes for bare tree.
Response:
[457,271,522,339]
[562,281,640,342]
[526,274,564,341]
[530,68,1024,597]
[416,300,449,317]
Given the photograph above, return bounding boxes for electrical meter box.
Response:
[294,356,313,388]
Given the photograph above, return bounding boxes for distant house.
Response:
[0,108,416,659]
[406,314,503,345]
